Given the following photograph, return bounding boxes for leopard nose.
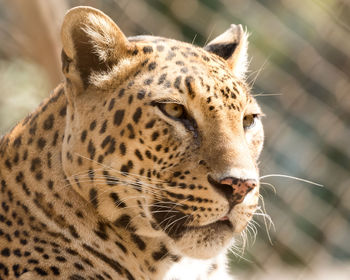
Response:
[207,175,258,206]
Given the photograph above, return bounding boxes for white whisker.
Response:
[247,55,270,89]
[257,196,275,245]
[260,174,323,187]
[260,182,277,194]
[252,93,282,97]
[74,153,167,183]
[228,247,253,263]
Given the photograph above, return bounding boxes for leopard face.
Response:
[61,7,263,259]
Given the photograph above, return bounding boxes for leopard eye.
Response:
[243,114,258,130]
[155,102,198,136]
[158,103,185,119]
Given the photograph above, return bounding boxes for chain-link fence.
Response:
[1,0,349,279]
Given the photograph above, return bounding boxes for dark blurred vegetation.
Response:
[0,0,349,279]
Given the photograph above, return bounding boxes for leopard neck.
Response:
[0,84,69,202]
[0,84,96,230]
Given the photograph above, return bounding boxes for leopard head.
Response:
[61,6,263,259]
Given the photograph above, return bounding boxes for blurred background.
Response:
[0,0,349,279]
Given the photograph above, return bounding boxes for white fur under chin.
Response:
[164,253,235,280]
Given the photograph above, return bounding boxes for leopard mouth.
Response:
[170,219,234,241]
[184,218,233,232]
[151,201,234,240]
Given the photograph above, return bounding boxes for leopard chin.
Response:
[171,221,235,259]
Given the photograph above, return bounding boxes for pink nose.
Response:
[219,177,258,205]
[208,175,258,206]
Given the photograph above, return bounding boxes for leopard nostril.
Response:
[207,175,233,200]
[208,175,258,205]
[220,177,257,190]
[219,177,239,186]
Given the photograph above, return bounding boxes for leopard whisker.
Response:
[253,92,282,97]
[247,54,270,89]
[256,198,275,245]
[163,214,190,233]
[260,173,323,187]
[240,230,247,254]
[246,222,258,245]
[158,215,177,228]
[64,179,164,199]
[71,176,166,195]
[71,170,166,186]
[157,197,191,233]
[191,33,198,45]
[260,181,277,194]
[228,246,252,263]
[152,200,187,208]
[74,153,167,183]
[94,183,166,201]
[126,201,185,228]
[203,24,216,46]
[170,202,208,234]
[250,219,261,228]
[65,167,105,179]
[150,210,182,214]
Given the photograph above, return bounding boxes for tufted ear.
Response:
[61,6,131,90]
[204,24,249,79]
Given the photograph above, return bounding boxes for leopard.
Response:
[0,6,264,280]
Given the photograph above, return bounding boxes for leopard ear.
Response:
[204,24,248,79]
[61,6,130,90]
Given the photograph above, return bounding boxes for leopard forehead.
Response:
[89,35,252,108]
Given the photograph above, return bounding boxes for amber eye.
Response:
[155,102,198,134]
[243,114,258,129]
[158,103,185,119]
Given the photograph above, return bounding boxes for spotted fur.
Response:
[0,6,264,280]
